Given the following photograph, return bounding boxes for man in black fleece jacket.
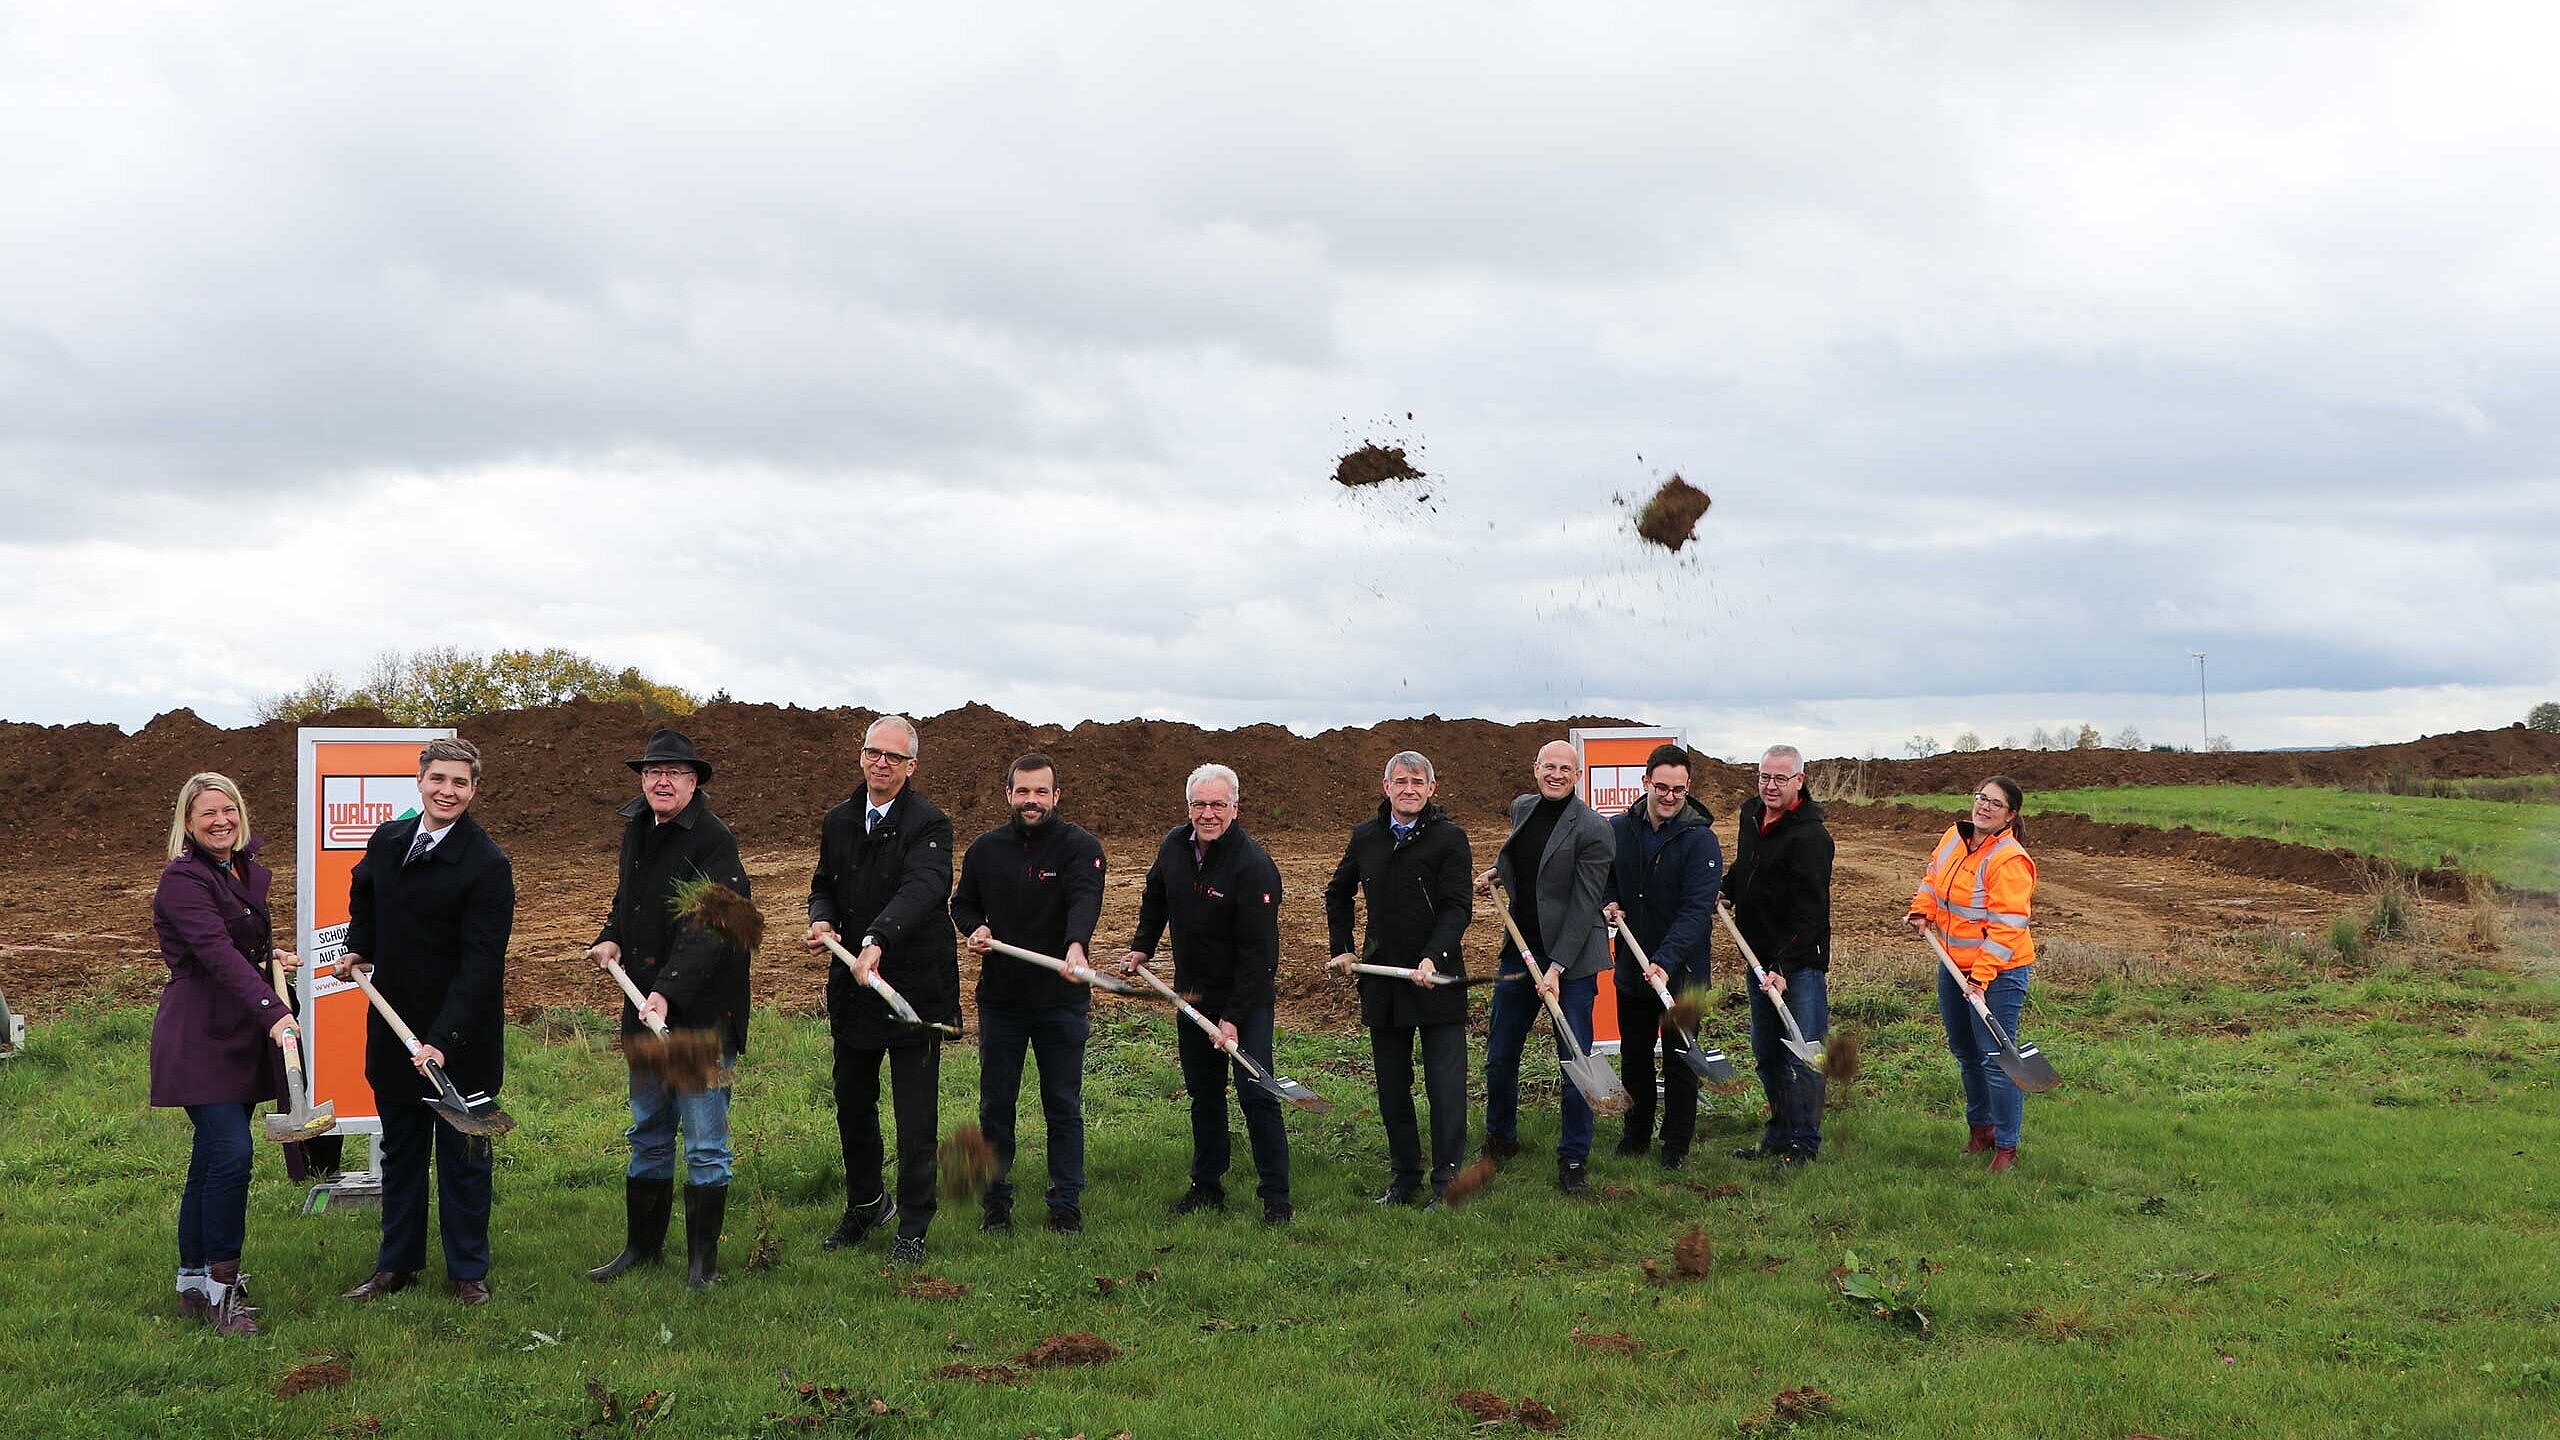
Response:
[1121,762,1292,1224]
[951,753,1107,1234]
[1725,744,1835,1165]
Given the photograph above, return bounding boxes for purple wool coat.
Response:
[148,838,288,1109]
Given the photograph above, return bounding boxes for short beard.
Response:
[1012,803,1050,829]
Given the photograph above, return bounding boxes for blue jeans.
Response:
[1938,965,2033,1149]
[627,1055,735,1186]
[1484,967,1599,1163]
[978,1005,1088,1214]
[1748,969,1829,1156]
[179,1103,253,1268]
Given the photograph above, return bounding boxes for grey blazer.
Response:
[1493,792,1616,980]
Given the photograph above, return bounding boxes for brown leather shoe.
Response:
[1987,1146,2020,1174]
[1966,1125,1996,1155]
[342,1269,418,1301]
[453,1278,491,1307]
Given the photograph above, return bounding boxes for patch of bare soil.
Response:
[275,1357,350,1398]
[1016,1331,1119,1368]
[895,1274,969,1300]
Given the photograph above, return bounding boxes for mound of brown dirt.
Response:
[276,1357,350,1398]
[1333,444,1425,487]
[1635,475,1711,550]
[1453,1391,1512,1422]
[896,1274,970,1299]
[1016,1331,1119,1368]
[930,1362,1017,1385]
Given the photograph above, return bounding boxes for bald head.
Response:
[1533,740,1580,800]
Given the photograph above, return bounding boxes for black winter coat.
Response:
[594,792,756,1056]
[808,786,958,1047]
[1608,797,1722,992]
[1323,800,1473,1029]
[1725,795,1834,974]
[1129,823,1282,1023]
[950,815,1107,1013]
[345,811,516,1100]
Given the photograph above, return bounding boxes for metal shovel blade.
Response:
[421,1061,517,1138]
[1560,1051,1630,1117]
[266,1102,337,1144]
[1672,1035,1738,1085]
[1782,1036,1828,1070]
[1262,1071,1333,1113]
[1997,1041,2060,1094]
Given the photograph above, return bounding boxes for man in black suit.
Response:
[339,736,517,1306]
[806,714,957,1268]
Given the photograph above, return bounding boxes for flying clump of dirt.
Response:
[1635,475,1711,550]
[1333,444,1426,488]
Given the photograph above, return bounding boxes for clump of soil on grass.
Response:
[276,1357,351,1398]
[1573,1329,1639,1354]
[896,1274,970,1300]
[1675,1225,1714,1277]
[1017,1331,1120,1368]
[1515,1397,1565,1432]
[930,1362,1019,1386]
[937,1124,998,1201]
[1453,1391,1513,1422]
[1634,475,1711,550]
[1333,445,1425,488]
[1773,1387,1835,1422]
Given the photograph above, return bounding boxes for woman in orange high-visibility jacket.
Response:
[1904,775,2037,1172]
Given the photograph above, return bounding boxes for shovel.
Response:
[1713,900,1827,1071]
[261,953,336,1145]
[819,933,963,1037]
[1494,905,1630,1118]
[980,937,1142,995]
[1342,961,1492,989]
[344,963,518,1137]
[1608,921,1737,1083]
[1124,963,1331,1112]
[1920,924,2059,1093]
[601,957,729,1091]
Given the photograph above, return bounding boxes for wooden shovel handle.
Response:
[1611,919,1676,1007]
[602,958,671,1038]
[1127,961,1240,1052]
[346,964,426,1057]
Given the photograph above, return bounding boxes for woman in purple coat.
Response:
[149,772,298,1336]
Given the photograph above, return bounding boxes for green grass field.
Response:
[1896,785,2560,892]
[7,946,2560,1439]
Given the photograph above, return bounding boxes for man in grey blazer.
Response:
[1474,740,1617,1193]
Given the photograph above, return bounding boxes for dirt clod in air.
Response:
[1017,1331,1120,1368]
[1453,1391,1513,1422]
[1333,445,1425,488]
[896,1274,970,1300]
[1674,1225,1714,1277]
[930,1362,1019,1385]
[1820,1028,1862,1083]
[938,1124,997,1201]
[1444,1155,1497,1208]
[1635,474,1711,550]
[276,1357,351,1398]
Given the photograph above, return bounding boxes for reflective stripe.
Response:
[1979,937,2014,961]
[1987,911,2032,928]
[1942,934,1987,950]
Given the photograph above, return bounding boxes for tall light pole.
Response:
[2190,651,2209,750]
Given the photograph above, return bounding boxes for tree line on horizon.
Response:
[255,647,701,727]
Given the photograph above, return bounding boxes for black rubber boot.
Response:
[588,1177,674,1283]
[683,1183,728,1291]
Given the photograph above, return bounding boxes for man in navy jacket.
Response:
[1603,743,1722,1169]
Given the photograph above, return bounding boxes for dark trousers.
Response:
[1750,968,1829,1156]
[1372,1022,1467,1189]
[832,1032,940,1239]
[1484,967,1600,1162]
[1174,1004,1290,1203]
[1614,981,1702,1159]
[376,1098,494,1281]
[179,1102,253,1268]
[978,1004,1088,1214]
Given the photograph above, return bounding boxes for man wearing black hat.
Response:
[805,714,957,1267]
[584,729,757,1289]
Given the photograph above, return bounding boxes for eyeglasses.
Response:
[1188,799,1235,812]
[640,766,694,779]
[1972,792,2012,809]
[1649,783,1690,797]
[860,747,914,764]
[1756,772,1800,785]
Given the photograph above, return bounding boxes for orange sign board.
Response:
[296,728,452,1128]
[1569,726,1688,1052]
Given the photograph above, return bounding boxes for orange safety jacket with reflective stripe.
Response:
[1908,823,2036,982]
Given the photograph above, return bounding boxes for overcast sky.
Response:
[4,2,2554,759]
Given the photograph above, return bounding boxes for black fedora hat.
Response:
[629,728,712,783]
